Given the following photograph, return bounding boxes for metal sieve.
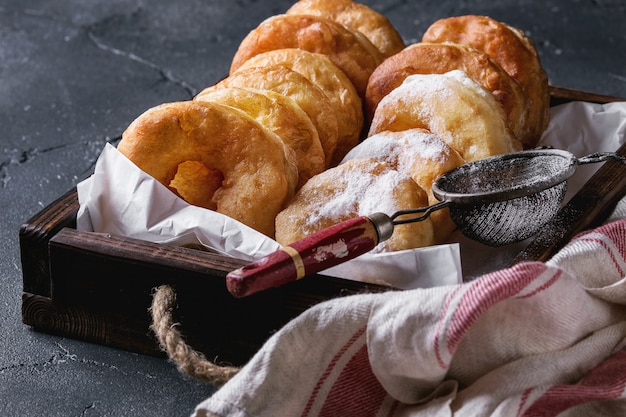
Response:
[394,148,622,246]
[226,148,625,297]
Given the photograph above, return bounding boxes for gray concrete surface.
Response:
[1,0,625,415]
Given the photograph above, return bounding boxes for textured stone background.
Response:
[1,1,624,415]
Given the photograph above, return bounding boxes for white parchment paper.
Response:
[538,101,626,202]
[76,101,625,288]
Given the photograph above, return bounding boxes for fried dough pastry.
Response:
[286,0,405,57]
[364,42,528,144]
[275,158,435,253]
[195,87,325,188]
[229,14,384,97]
[197,65,339,167]
[369,70,522,162]
[117,100,298,237]
[342,129,464,243]
[235,49,363,165]
[422,15,550,147]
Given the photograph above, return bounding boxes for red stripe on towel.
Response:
[318,344,389,417]
[578,233,626,277]
[522,348,626,416]
[577,220,626,261]
[447,262,548,354]
[301,326,367,417]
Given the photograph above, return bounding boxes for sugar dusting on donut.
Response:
[380,70,496,126]
[275,157,435,252]
[343,129,453,169]
[369,70,521,162]
[304,159,409,227]
[340,128,465,243]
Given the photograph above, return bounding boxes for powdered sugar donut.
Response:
[275,158,434,253]
[369,70,522,162]
[364,42,528,144]
[342,129,464,242]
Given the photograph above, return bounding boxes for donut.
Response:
[275,157,435,253]
[117,100,299,237]
[229,14,384,97]
[364,42,528,144]
[341,129,465,243]
[369,70,522,162]
[197,65,339,167]
[422,15,550,147]
[195,87,325,188]
[235,48,363,165]
[286,0,405,57]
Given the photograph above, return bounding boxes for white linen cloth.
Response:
[193,213,626,417]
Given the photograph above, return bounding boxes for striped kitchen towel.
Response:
[193,218,626,417]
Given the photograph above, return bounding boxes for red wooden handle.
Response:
[226,216,380,297]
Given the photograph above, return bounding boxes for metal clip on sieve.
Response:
[226,149,626,298]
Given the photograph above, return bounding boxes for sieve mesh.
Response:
[430,149,578,246]
[448,182,567,246]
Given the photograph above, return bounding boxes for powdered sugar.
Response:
[303,159,412,228]
[392,76,450,121]
[313,240,350,262]
[380,70,495,119]
[343,129,453,170]
[370,69,518,161]
[445,69,495,102]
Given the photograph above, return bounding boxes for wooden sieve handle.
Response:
[226,214,393,298]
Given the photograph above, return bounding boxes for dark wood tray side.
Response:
[547,85,625,106]
[20,203,390,364]
[19,88,625,366]
[20,189,78,297]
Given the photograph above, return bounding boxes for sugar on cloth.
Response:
[193,215,626,417]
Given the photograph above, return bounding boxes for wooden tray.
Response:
[19,87,626,366]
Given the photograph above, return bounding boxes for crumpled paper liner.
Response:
[76,101,625,289]
[76,145,461,289]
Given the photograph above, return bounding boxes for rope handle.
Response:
[150,284,239,386]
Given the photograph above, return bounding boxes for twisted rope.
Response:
[150,285,239,386]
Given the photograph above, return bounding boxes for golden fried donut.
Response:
[235,48,363,165]
[286,0,405,57]
[197,65,339,167]
[364,42,528,144]
[195,87,325,188]
[369,70,522,162]
[117,100,298,237]
[229,14,384,97]
[342,128,464,243]
[275,157,434,253]
[422,15,550,147]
